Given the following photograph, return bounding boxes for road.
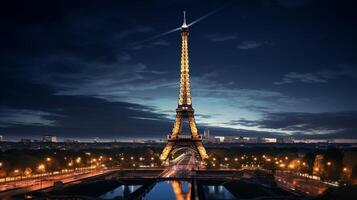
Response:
[161,154,196,178]
[275,170,328,196]
[0,169,117,199]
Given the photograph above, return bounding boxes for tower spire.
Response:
[182,11,188,29]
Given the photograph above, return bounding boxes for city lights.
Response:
[37,164,45,171]
[0,4,355,199]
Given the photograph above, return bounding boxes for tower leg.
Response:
[194,141,208,159]
[160,141,174,161]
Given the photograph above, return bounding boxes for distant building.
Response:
[276,137,294,144]
[64,139,79,143]
[237,137,245,143]
[93,137,100,143]
[0,135,2,142]
[204,128,210,139]
[143,139,157,143]
[20,138,32,143]
[42,135,57,143]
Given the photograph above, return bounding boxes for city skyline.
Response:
[1,0,357,140]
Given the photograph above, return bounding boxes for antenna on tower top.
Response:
[182,11,188,28]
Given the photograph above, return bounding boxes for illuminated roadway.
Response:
[161,154,197,178]
[0,169,117,199]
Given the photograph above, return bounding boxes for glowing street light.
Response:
[76,157,81,164]
[0,162,2,167]
[37,164,45,171]
[327,162,331,166]
[46,157,51,162]
[343,167,348,172]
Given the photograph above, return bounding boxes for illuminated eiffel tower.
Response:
[160,12,208,161]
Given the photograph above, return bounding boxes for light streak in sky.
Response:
[141,5,226,43]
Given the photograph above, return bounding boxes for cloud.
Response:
[275,0,311,8]
[0,108,59,127]
[227,111,357,138]
[205,34,237,42]
[237,40,262,49]
[151,39,171,46]
[116,26,153,40]
[129,39,171,50]
[274,66,357,85]
[117,54,132,62]
[0,77,175,139]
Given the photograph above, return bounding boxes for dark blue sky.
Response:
[1,0,357,141]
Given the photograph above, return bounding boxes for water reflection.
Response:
[99,181,235,200]
[171,181,191,200]
[142,181,177,200]
[100,184,141,199]
[203,185,236,200]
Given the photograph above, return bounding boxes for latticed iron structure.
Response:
[160,12,208,161]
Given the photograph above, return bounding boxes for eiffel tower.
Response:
[160,12,208,161]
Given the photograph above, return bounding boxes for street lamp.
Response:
[37,164,46,175]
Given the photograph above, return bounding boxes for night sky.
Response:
[1,0,357,141]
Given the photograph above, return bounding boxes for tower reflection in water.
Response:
[171,181,191,200]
